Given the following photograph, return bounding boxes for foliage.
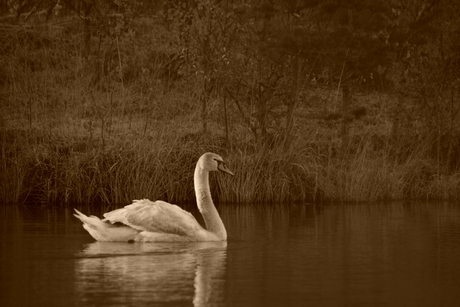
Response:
[1,0,460,205]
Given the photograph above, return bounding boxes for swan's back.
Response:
[104,200,199,233]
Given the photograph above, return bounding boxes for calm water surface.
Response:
[1,202,460,307]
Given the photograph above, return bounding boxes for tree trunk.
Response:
[285,56,299,150]
[390,96,402,158]
[82,2,93,59]
[201,76,215,134]
[201,92,208,134]
[223,95,230,147]
[341,84,351,156]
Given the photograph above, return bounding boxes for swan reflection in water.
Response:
[74,241,227,306]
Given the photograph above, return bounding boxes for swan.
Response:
[74,152,234,242]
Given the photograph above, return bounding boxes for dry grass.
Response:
[2,123,460,205]
[1,20,460,206]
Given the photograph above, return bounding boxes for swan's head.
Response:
[198,152,234,175]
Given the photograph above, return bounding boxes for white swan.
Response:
[74,152,234,242]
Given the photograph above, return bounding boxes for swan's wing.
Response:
[103,199,204,236]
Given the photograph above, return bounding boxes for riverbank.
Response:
[1,118,459,206]
[1,19,459,206]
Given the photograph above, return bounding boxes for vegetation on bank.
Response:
[2,119,460,205]
[1,1,460,206]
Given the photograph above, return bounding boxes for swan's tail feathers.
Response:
[73,209,137,242]
[73,209,108,241]
[73,209,102,228]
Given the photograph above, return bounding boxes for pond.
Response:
[1,202,460,307]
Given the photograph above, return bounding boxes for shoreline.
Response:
[2,125,459,206]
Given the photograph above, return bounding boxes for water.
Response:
[1,202,460,307]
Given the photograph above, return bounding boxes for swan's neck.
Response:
[194,165,227,240]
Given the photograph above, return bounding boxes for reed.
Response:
[2,125,460,205]
[2,22,460,206]
[312,132,460,203]
[0,140,30,203]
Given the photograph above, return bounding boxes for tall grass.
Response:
[312,133,460,203]
[1,21,460,206]
[2,124,460,205]
[220,148,318,203]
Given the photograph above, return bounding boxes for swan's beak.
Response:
[218,163,234,176]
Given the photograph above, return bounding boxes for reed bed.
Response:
[1,22,460,206]
[2,123,460,206]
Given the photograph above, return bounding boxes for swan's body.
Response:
[74,153,233,242]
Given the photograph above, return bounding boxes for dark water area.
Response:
[1,202,460,307]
